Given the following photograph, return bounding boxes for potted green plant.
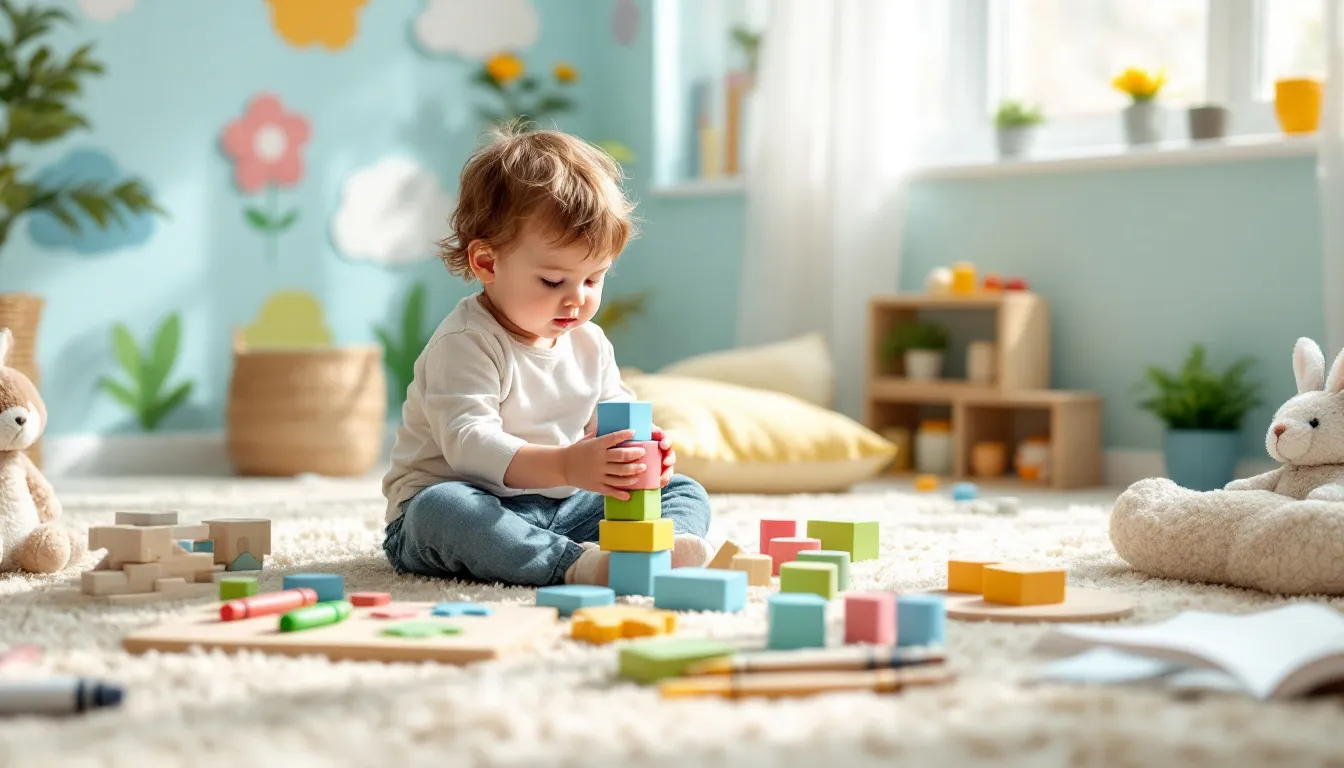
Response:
[994,100,1044,158]
[1135,343,1263,491]
[884,321,949,381]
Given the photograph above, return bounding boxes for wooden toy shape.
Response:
[79,524,223,603]
[536,585,615,617]
[204,518,271,570]
[192,540,214,553]
[619,441,663,490]
[283,573,344,603]
[919,587,1133,623]
[604,489,662,522]
[88,525,176,568]
[571,605,676,644]
[981,563,1066,606]
[768,593,828,651]
[779,562,838,600]
[351,592,391,607]
[796,550,851,591]
[609,550,672,596]
[431,601,492,616]
[599,519,673,552]
[116,511,178,526]
[381,621,461,639]
[897,594,946,648]
[805,520,879,562]
[653,567,747,612]
[597,401,653,441]
[729,553,772,586]
[844,592,895,645]
[947,559,1001,594]
[617,637,736,684]
[769,537,821,576]
[218,577,259,601]
[759,519,798,556]
[706,540,744,570]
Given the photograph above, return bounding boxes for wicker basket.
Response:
[0,292,43,467]
[225,332,387,476]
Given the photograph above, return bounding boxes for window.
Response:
[1257,0,1327,98]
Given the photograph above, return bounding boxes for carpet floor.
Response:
[0,475,1341,768]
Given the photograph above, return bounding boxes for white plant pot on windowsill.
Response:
[904,349,944,381]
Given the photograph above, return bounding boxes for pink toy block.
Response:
[845,592,896,645]
[770,536,821,576]
[621,441,663,490]
[759,519,799,556]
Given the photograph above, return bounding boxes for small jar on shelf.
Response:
[914,419,953,475]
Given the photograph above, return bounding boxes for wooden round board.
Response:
[918,588,1135,623]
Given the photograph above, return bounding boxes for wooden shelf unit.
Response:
[866,292,1104,490]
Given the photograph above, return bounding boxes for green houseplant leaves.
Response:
[375,281,433,405]
[98,313,194,431]
[1135,343,1263,431]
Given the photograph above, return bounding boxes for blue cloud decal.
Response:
[27,148,158,254]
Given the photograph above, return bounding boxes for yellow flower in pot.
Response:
[1112,66,1167,146]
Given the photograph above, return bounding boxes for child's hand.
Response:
[651,427,676,487]
[561,429,649,499]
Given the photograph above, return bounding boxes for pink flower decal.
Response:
[221,93,310,193]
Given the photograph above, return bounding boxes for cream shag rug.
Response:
[1,476,1342,768]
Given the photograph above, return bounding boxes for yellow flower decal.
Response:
[554,63,578,84]
[487,53,525,85]
[1112,67,1166,102]
[267,0,367,52]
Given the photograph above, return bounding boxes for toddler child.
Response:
[381,125,714,587]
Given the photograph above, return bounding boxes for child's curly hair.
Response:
[439,122,638,279]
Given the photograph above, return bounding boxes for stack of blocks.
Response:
[947,558,1067,605]
[597,401,674,597]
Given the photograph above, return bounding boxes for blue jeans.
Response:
[383,475,712,587]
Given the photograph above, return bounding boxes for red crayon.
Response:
[220,588,318,621]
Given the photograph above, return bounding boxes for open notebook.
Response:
[1031,603,1344,701]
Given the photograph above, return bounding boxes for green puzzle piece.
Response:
[618,637,736,684]
[805,520,879,562]
[380,622,463,639]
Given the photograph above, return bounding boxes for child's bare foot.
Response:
[672,534,715,568]
[564,542,610,585]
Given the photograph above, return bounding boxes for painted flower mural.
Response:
[266,0,367,51]
[220,93,310,264]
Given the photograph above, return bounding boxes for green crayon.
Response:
[279,600,353,632]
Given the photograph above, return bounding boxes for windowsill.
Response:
[649,133,1318,197]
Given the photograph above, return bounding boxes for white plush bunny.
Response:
[1224,337,1344,501]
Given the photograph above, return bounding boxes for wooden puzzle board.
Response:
[921,588,1135,623]
[122,602,560,664]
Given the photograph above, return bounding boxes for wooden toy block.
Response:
[571,605,676,645]
[175,539,193,552]
[604,488,661,522]
[652,567,747,612]
[88,525,176,568]
[796,550,851,591]
[536,585,614,617]
[161,552,217,580]
[104,582,215,605]
[706,540,744,570]
[282,573,344,603]
[947,559,1001,594]
[759,519,798,556]
[228,553,263,571]
[170,524,211,541]
[619,441,663,491]
[897,594,946,647]
[768,593,828,650]
[219,577,259,601]
[599,519,673,552]
[351,592,391,607]
[116,510,178,526]
[769,536,821,576]
[609,550,672,596]
[844,592,896,645]
[617,637,736,684]
[779,561,839,600]
[805,520,879,562]
[81,569,130,596]
[981,563,1066,606]
[123,562,166,592]
[192,539,214,553]
[729,553,772,586]
[431,602,493,617]
[204,518,272,569]
[597,400,653,441]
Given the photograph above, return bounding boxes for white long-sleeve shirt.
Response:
[382,294,634,523]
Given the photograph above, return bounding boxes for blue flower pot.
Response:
[1162,429,1242,491]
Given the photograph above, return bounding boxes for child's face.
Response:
[472,223,613,345]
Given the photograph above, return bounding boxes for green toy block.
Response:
[779,561,838,600]
[796,550,851,591]
[805,520,879,562]
[617,637,736,684]
[604,488,662,521]
[218,576,259,601]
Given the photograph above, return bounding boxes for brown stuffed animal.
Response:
[0,327,81,573]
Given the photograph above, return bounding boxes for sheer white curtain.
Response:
[737,0,933,419]
[1323,0,1344,355]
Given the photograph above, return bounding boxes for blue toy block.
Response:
[897,594,946,647]
[431,601,493,617]
[609,550,672,596]
[952,482,979,501]
[652,567,747,612]
[175,539,193,552]
[536,585,615,617]
[282,573,344,602]
[192,539,214,553]
[597,401,653,441]
[768,593,828,650]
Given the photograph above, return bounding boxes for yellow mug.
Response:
[1275,78,1323,134]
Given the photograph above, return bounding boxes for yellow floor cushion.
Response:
[623,373,897,494]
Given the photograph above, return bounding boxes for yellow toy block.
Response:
[947,559,1001,594]
[915,474,939,491]
[706,540,744,570]
[571,605,677,645]
[599,519,674,552]
[982,563,1066,606]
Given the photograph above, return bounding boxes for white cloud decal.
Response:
[79,0,135,22]
[331,157,454,267]
[413,0,540,59]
